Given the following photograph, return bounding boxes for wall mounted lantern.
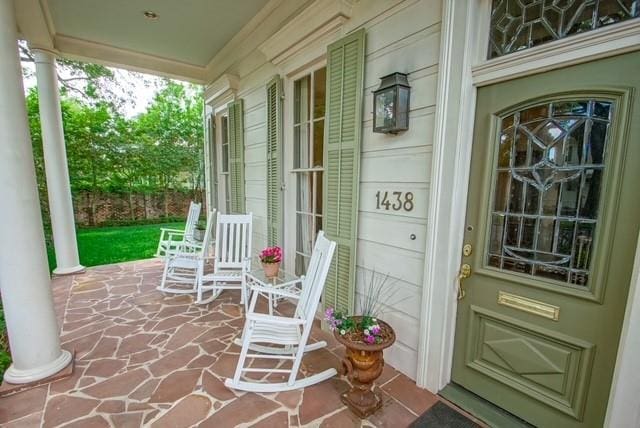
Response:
[373,72,410,134]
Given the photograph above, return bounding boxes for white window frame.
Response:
[418,2,640,426]
[215,110,231,214]
[283,61,327,274]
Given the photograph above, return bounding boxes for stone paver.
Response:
[0,259,469,427]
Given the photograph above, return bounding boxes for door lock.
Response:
[462,243,472,257]
[457,263,472,300]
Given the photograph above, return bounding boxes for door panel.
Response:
[452,52,640,427]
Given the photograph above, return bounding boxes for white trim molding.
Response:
[259,0,352,66]
[205,74,239,106]
[419,1,640,426]
[416,0,481,392]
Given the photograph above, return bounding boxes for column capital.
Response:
[31,47,59,64]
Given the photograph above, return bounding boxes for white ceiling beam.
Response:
[54,35,207,84]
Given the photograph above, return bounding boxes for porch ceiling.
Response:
[14,0,271,82]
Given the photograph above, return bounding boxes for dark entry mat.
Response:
[410,402,481,428]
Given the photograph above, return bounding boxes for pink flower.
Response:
[364,335,375,344]
[259,246,282,263]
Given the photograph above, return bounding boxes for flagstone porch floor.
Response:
[0,259,476,427]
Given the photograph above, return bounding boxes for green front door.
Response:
[451,52,640,427]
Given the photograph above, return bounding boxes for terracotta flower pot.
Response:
[334,317,396,418]
[261,261,280,278]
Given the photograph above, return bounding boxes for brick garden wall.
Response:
[72,191,205,226]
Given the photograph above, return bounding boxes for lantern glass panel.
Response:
[397,86,410,130]
[375,87,396,130]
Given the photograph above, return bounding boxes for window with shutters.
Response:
[290,66,327,276]
[217,113,231,213]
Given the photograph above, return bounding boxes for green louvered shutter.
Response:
[266,76,283,246]
[228,99,245,213]
[206,113,218,211]
[322,29,365,314]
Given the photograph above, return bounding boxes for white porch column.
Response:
[0,0,72,383]
[33,49,84,275]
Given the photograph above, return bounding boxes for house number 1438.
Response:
[375,191,414,212]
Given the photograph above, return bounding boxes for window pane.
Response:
[294,124,310,169]
[296,172,312,213]
[294,76,310,125]
[221,144,229,173]
[489,0,640,59]
[313,119,324,168]
[296,213,314,255]
[315,171,323,215]
[313,67,326,118]
[486,99,612,288]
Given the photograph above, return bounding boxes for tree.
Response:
[135,80,204,216]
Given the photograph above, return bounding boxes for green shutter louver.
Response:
[266,76,283,247]
[322,28,365,314]
[228,99,245,214]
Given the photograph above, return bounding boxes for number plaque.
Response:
[375,191,414,212]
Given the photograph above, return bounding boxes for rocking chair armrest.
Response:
[247,313,305,326]
[248,283,300,300]
[160,227,185,233]
[273,277,303,290]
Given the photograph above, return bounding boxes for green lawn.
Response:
[47,221,183,270]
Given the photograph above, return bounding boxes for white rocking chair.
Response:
[155,201,202,257]
[157,211,215,295]
[225,231,336,393]
[196,212,253,305]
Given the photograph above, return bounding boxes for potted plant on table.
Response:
[194,220,207,241]
[259,246,282,278]
[325,270,399,418]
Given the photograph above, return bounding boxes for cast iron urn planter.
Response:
[334,317,396,418]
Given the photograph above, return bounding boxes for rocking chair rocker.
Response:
[225,231,336,392]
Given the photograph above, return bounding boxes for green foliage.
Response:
[0,303,10,379]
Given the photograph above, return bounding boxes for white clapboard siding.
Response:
[362,109,436,153]
[356,239,425,287]
[365,0,442,55]
[360,148,432,183]
[244,104,266,129]
[364,26,440,88]
[358,212,426,253]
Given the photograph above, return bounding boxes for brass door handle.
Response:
[457,263,472,300]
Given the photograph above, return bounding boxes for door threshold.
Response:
[439,384,534,428]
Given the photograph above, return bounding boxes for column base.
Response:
[53,264,85,275]
[3,349,72,384]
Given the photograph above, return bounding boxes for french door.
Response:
[285,66,327,276]
[451,52,640,427]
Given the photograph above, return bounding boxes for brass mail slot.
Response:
[497,291,560,321]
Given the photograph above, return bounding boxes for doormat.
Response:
[410,402,481,428]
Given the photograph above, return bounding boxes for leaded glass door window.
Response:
[489,0,640,59]
[487,99,612,287]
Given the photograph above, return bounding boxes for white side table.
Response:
[245,267,302,315]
